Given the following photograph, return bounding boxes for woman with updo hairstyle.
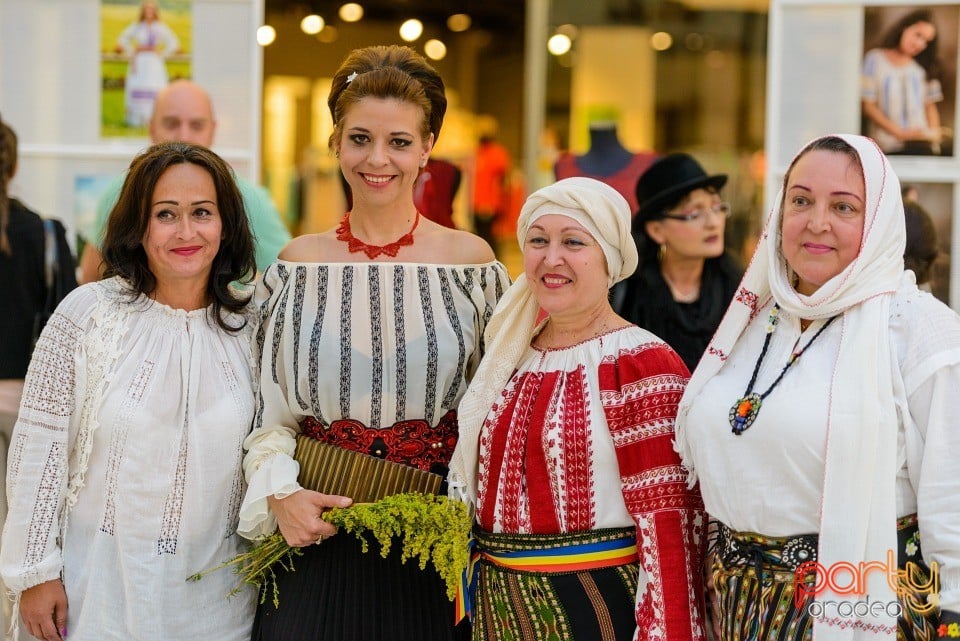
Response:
[239,45,508,641]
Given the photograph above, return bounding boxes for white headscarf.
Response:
[676,134,904,639]
[449,177,637,506]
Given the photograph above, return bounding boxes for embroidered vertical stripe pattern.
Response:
[393,265,407,421]
[308,266,329,425]
[254,261,510,433]
[368,265,384,427]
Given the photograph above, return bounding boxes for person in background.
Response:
[471,130,511,253]
[613,153,743,372]
[0,115,78,636]
[1,142,257,641]
[902,183,920,202]
[238,45,509,641]
[677,134,960,638]
[115,0,180,128]
[79,79,290,283]
[903,198,939,289]
[450,177,707,641]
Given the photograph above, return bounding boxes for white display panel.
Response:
[0,0,262,247]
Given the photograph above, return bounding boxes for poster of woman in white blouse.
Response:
[101,0,191,137]
[861,5,959,156]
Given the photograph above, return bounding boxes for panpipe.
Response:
[294,435,443,503]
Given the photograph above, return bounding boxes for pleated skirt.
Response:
[250,530,470,641]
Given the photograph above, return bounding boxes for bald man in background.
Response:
[78,80,290,282]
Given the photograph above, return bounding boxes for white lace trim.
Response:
[62,281,129,533]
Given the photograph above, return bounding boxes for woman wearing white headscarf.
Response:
[450,177,707,641]
[676,134,960,639]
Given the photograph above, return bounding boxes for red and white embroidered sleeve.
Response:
[599,342,707,641]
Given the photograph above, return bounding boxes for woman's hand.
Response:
[268,490,352,547]
[20,579,67,641]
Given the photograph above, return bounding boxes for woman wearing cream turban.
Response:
[449,177,707,641]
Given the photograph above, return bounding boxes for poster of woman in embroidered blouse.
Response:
[861,5,959,157]
[100,0,192,138]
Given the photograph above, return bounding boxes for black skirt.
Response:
[251,529,470,641]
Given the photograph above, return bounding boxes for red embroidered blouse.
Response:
[477,326,707,641]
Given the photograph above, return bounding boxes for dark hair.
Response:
[903,199,939,284]
[101,142,255,332]
[0,115,12,255]
[880,9,941,79]
[327,45,446,150]
[782,136,861,198]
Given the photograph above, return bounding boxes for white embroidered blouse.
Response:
[239,260,509,538]
[684,288,960,613]
[0,278,255,641]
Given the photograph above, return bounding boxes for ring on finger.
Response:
[314,535,325,545]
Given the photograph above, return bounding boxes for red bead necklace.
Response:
[336,211,420,259]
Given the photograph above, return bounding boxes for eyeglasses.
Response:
[661,201,732,223]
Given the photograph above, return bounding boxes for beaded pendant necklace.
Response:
[729,304,838,435]
[336,211,420,259]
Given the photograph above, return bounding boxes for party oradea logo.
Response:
[792,552,943,629]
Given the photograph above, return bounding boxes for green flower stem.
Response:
[187,492,472,606]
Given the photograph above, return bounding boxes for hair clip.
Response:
[346,72,358,84]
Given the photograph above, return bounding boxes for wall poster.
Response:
[101,0,193,138]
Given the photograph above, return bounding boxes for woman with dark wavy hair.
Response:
[0,141,257,641]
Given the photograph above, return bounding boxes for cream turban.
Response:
[517,176,638,287]
[449,177,638,506]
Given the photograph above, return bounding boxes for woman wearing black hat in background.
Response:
[612,153,743,372]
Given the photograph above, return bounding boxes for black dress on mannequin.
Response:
[554,123,657,213]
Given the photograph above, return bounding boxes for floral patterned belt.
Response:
[300,409,458,475]
[714,514,922,583]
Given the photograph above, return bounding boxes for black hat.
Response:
[635,153,727,221]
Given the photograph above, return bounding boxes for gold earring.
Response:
[658,243,666,263]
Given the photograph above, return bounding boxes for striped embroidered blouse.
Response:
[239,260,509,538]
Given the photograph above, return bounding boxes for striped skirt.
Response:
[472,527,639,641]
[712,515,938,641]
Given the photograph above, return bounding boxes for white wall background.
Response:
[0,0,263,248]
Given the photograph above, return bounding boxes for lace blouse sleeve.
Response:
[0,287,96,593]
[239,264,300,539]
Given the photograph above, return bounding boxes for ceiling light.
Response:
[447,13,471,32]
[424,39,447,60]
[399,19,423,42]
[650,31,673,51]
[547,34,571,56]
[339,3,363,22]
[257,25,276,46]
[300,14,324,35]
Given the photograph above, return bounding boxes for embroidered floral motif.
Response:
[300,410,458,473]
[735,287,760,319]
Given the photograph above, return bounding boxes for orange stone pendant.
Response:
[729,393,762,435]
